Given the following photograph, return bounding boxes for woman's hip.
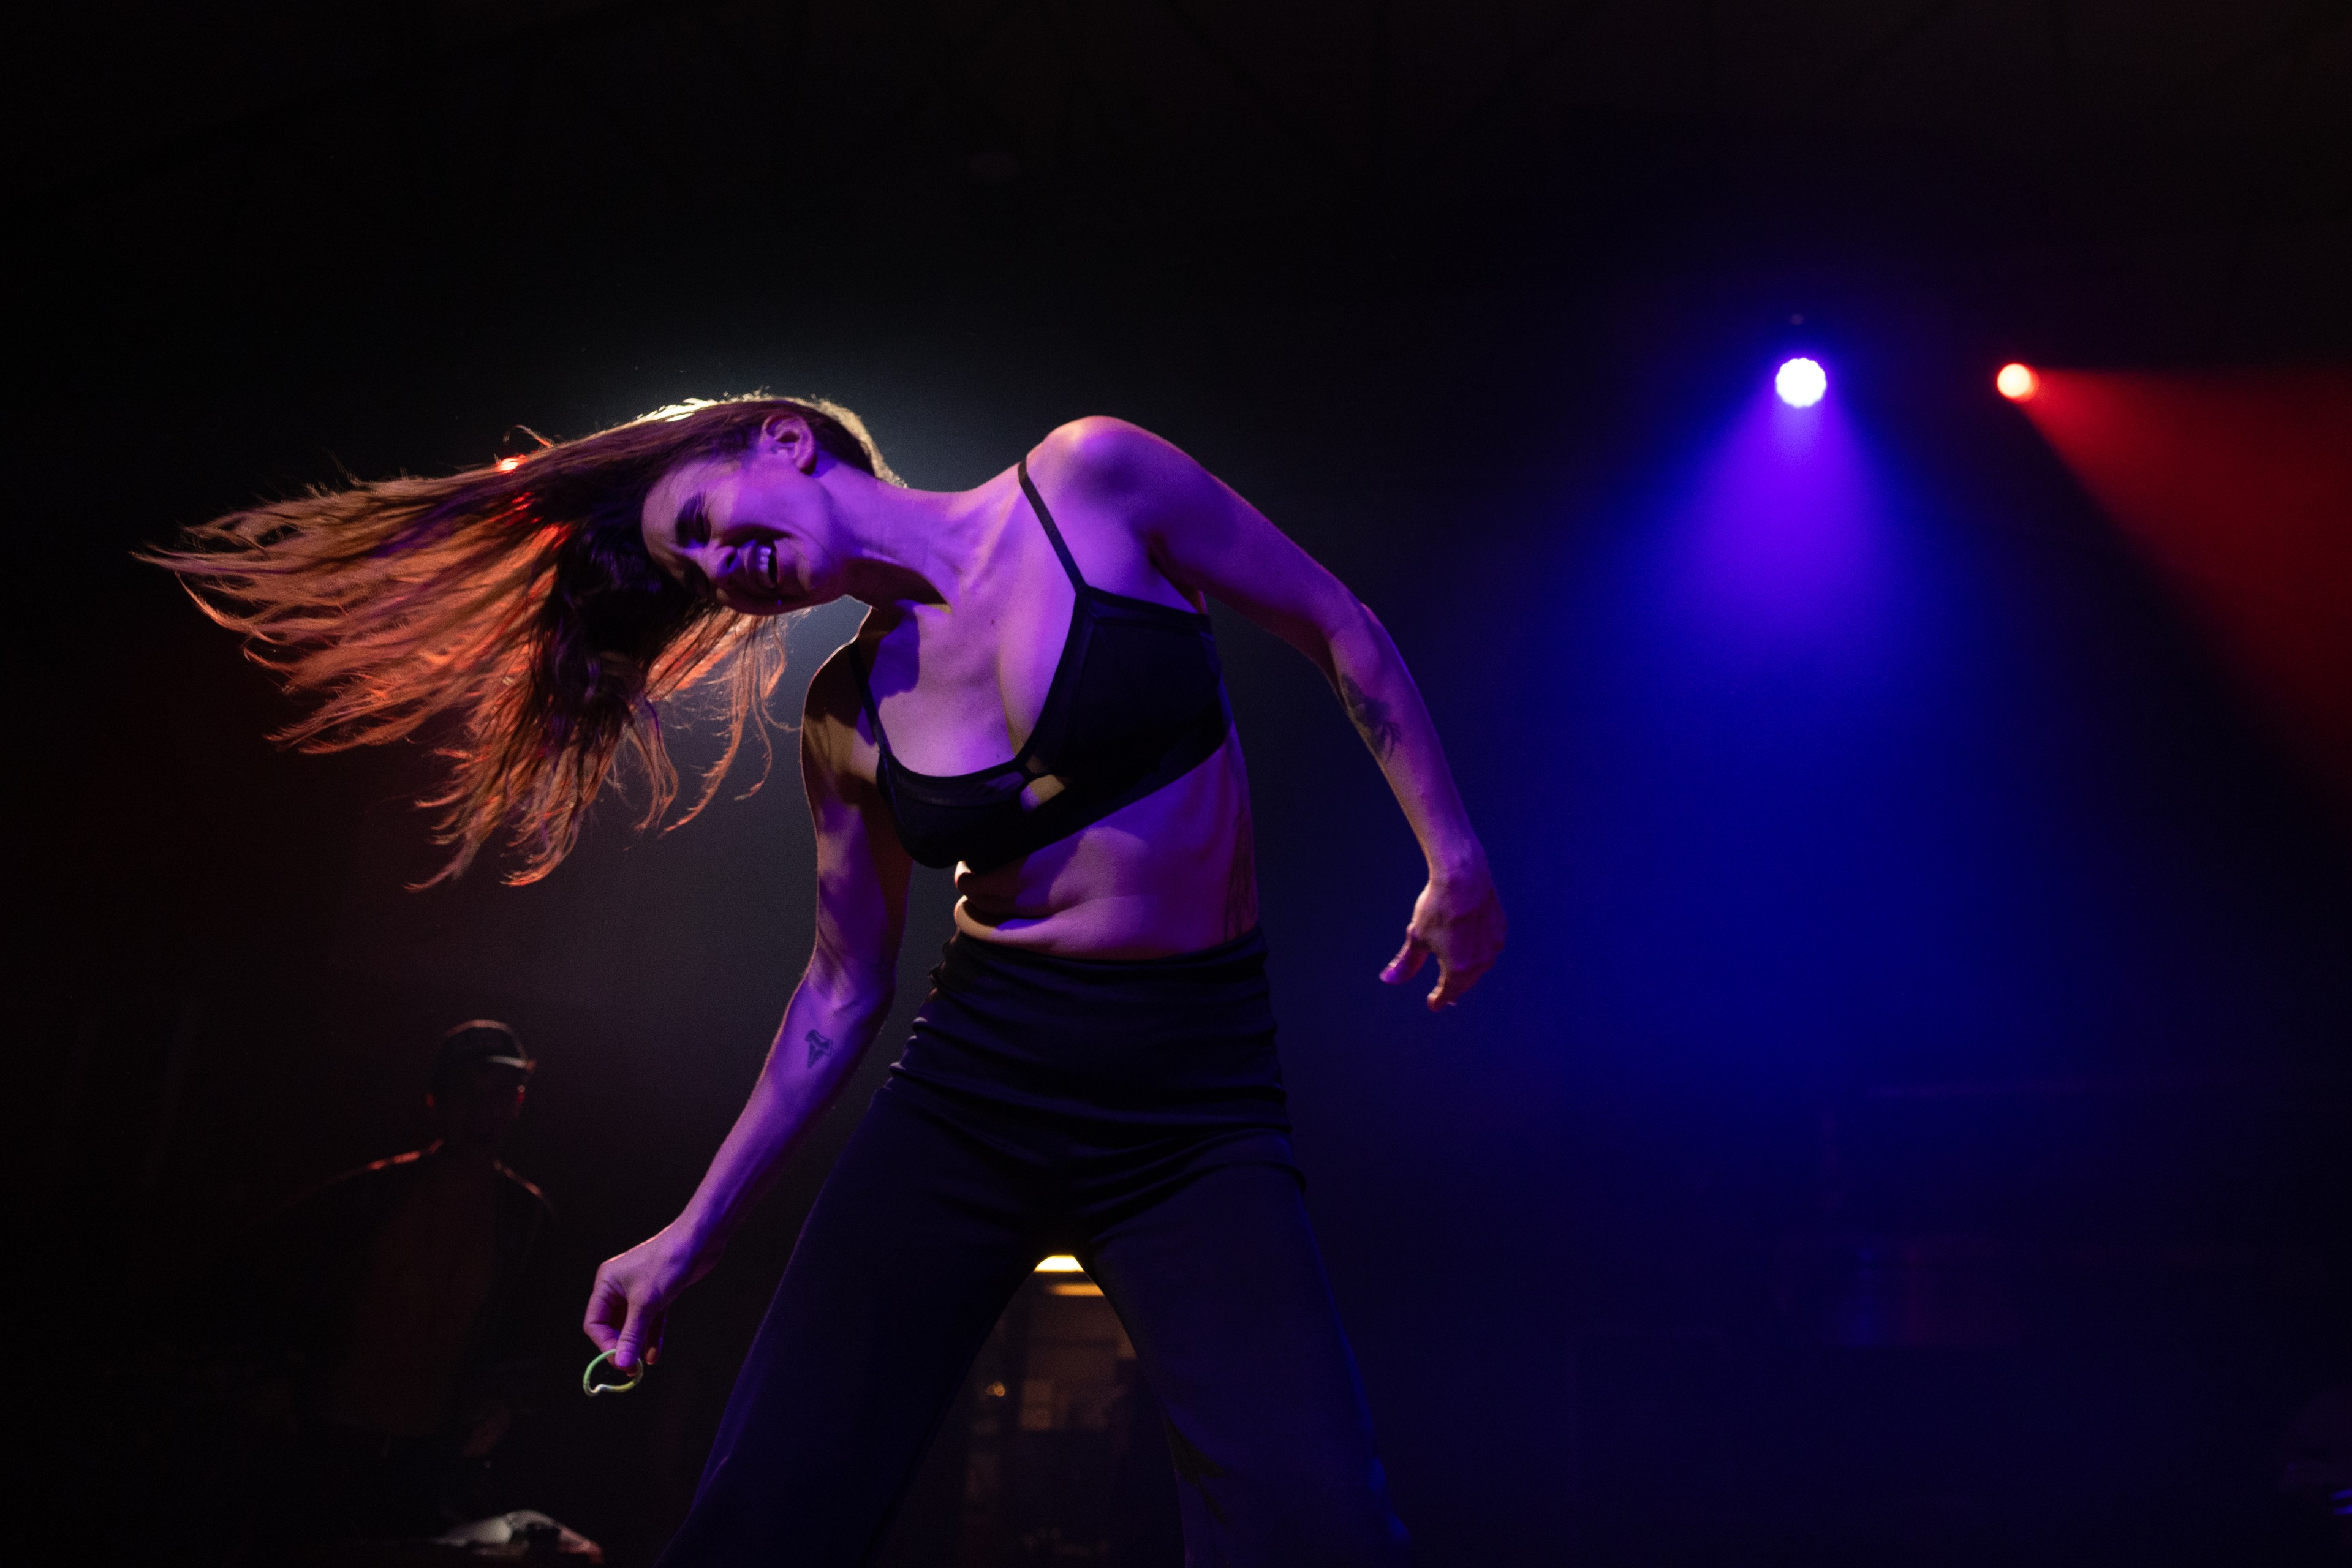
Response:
[887,927,1290,1134]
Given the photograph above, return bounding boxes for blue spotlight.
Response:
[1775,356,1828,408]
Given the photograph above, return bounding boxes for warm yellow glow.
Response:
[1996,363,2039,402]
[1034,1254,1084,1273]
[1048,1283,1105,1297]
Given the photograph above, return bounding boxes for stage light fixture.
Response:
[1775,357,1827,408]
[1996,363,2039,402]
[1035,1254,1084,1273]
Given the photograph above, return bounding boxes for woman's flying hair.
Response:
[145,394,898,885]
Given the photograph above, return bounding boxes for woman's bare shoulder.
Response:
[1028,418,1219,541]
[1030,417,1198,490]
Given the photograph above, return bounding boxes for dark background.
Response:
[15,3,2352,1563]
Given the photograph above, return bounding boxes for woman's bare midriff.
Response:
[949,731,1257,960]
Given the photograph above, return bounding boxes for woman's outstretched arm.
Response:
[1059,419,1506,1010]
[583,650,912,1370]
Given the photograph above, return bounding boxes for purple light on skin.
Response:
[1775,356,1828,408]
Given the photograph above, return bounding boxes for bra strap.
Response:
[1018,459,1086,590]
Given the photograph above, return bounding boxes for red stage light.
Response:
[2016,367,2352,830]
[1995,363,2038,402]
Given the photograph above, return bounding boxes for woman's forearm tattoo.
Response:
[804,1028,834,1066]
[1339,673,1403,761]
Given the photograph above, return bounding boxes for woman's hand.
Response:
[583,1224,713,1373]
[1380,865,1506,1012]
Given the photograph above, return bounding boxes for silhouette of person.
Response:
[207,1020,557,1544]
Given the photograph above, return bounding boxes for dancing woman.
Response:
[156,396,1504,1564]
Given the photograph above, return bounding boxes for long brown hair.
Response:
[146,394,897,884]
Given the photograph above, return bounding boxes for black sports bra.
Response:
[852,461,1232,873]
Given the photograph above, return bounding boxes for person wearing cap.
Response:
[191,1020,559,1544]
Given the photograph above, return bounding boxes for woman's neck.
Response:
[826,466,1006,611]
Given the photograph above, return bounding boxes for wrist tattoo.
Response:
[1340,673,1402,761]
[804,1028,834,1066]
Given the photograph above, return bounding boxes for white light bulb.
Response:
[1775,357,1828,408]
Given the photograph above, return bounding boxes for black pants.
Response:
[659,929,1410,1567]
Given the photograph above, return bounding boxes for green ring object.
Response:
[582,1349,645,1396]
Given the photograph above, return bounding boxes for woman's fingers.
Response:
[1390,873,1507,1011]
[1426,918,1500,1009]
[586,1253,668,1366]
[583,1232,697,1372]
[1425,950,1493,1012]
[1380,930,1431,986]
[615,1294,664,1372]
[583,1268,626,1352]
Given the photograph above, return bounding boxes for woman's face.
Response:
[640,418,843,616]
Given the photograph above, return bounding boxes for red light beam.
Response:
[2016,368,2352,827]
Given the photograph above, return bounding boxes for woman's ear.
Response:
[758,413,822,473]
